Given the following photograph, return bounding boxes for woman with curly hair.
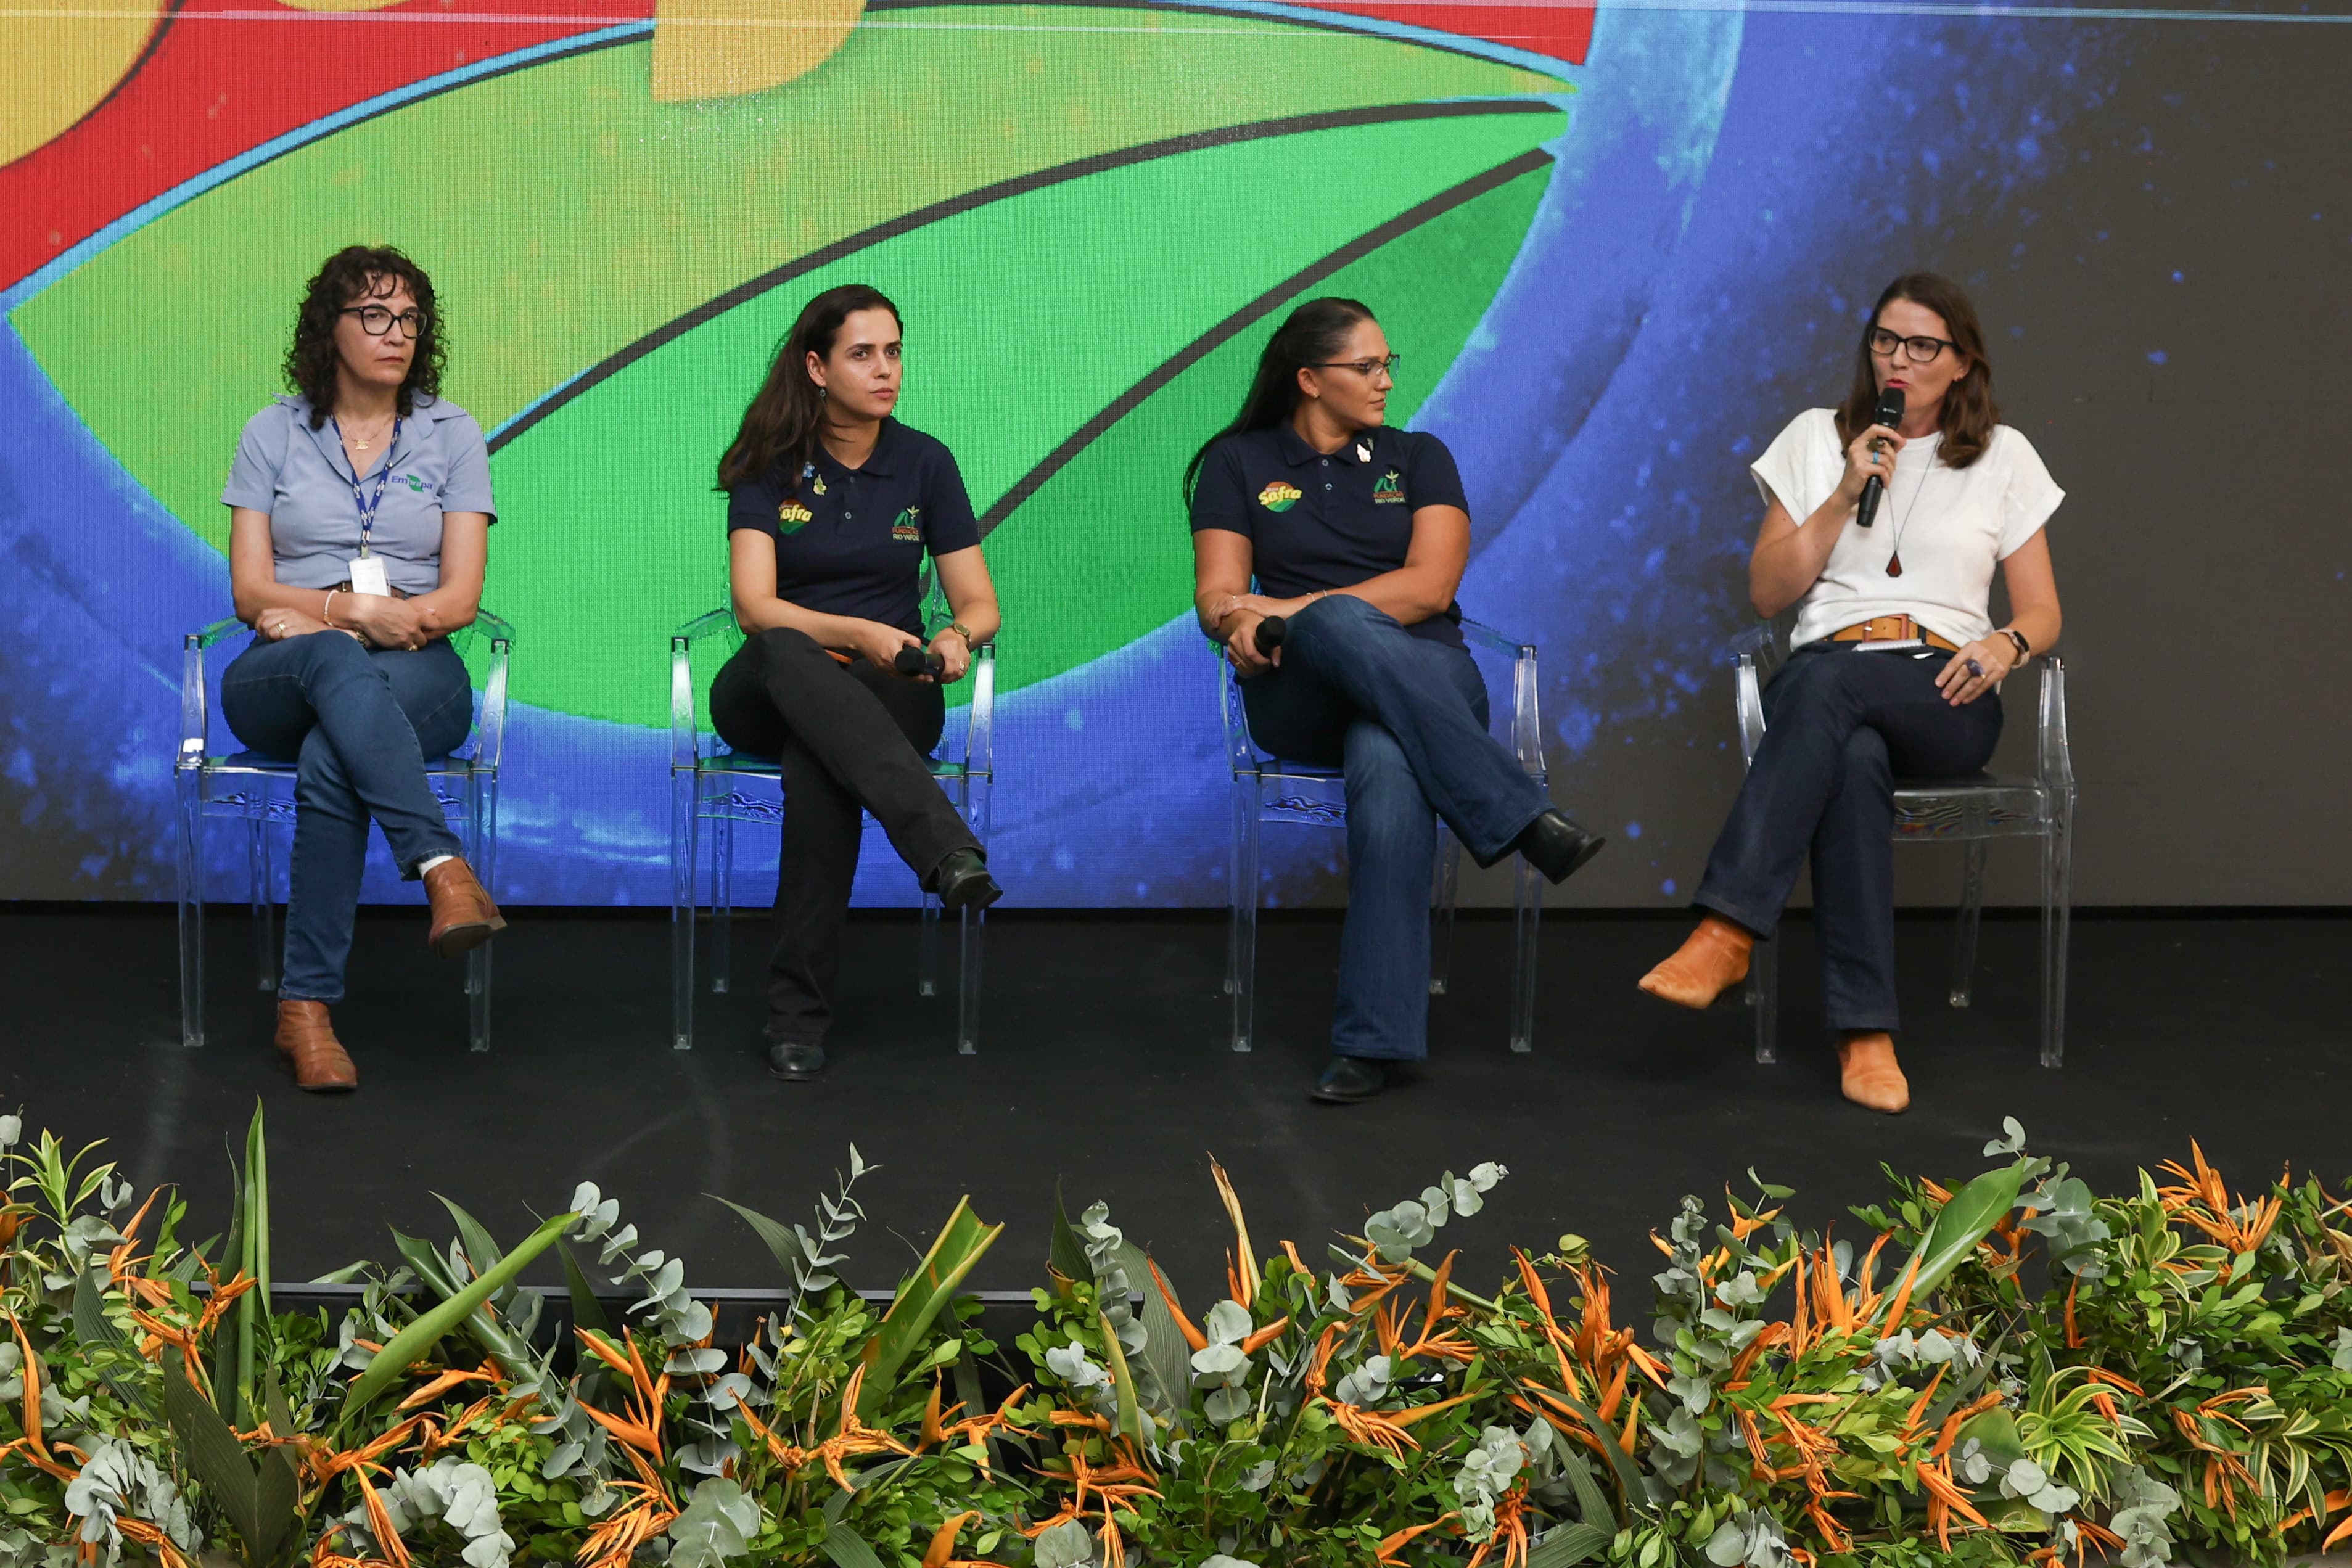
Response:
[216,244,503,1091]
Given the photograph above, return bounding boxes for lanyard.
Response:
[334,416,401,557]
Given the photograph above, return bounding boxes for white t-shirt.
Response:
[1750,407,2063,650]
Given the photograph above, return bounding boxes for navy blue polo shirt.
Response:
[725,419,981,636]
[1188,422,1469,647]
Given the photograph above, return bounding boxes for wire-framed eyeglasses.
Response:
[1867,327,1957,365]
[342,305,430,339]
[1309,354,1402,380]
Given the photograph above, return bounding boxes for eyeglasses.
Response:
[342,305,429,339]
[1867,327,1957,365]
[1309,354,1402,380]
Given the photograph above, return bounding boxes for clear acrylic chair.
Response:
[1218,618,1545,1054]
[668,595,994,1055]
[174,612,514,1052]
[1730,625,2075,1067]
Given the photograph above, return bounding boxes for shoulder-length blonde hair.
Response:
[1835,272,1999,469]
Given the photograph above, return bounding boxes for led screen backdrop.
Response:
[0,0,2202,906]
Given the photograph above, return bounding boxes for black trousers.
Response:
[709,627,979,1045]
[1693,642,2002,1034]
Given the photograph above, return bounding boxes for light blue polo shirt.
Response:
[221,392,496,595]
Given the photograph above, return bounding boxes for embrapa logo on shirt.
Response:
[890,508,923,542]
[1372,470,1405,503]
[778,500,814,534]
[1257,482,1302,513]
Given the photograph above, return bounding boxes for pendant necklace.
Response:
[1881,443,1938,578]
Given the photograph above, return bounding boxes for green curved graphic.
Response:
[13,9,1561,557]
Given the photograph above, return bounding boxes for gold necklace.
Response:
[342,413,394,451]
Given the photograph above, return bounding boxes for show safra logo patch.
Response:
[1257,481,1302,514]
[777,499,815,535]
[890,507,923,542]
[1372,469,1405,503]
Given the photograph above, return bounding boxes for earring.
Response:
[818,387,828,401]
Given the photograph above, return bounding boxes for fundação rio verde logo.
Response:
[1373,469,1404,503]
[890,507,923,541]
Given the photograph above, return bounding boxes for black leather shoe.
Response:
[1311,1056,1399,1104]
[932,847,1003,913]
[1484,808,1605,884]
[767,1039,827,1080]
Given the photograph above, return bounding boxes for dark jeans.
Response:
[1695,642,2004,1033]
[1241,595,1549,1062]
[709,627,981,1046]
[221,632,471,1004]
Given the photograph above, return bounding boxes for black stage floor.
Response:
[4,906,2343,1305]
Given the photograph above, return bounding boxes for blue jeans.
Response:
[1241,595,1549,1062]
[221,632,471,1004]
[1695,642,2003,1033]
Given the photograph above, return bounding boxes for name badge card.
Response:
[348,556,391,597]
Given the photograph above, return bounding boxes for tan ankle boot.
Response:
[422,857,505,958]
[275,1001,357,1093]
[1837,1032,1910,1114]
[1638,915,1754,1010]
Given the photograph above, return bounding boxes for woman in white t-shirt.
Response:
[1637,273,2065,1114]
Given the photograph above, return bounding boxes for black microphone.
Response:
[1854,385,1906,529]
[894,645,946,678]
[1253,615,1286,656]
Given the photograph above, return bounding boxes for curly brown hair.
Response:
[284,245,446,429]
[1834,272,2000,469]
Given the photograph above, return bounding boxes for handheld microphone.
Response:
[894,645,947,678]
[1253,615,1287,656]
[1854,385,1906,529]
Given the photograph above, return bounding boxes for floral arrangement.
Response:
[0,1108,2347,1568]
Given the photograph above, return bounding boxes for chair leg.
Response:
[1508,855,1540,1054]
[467,770,492,1053]
[1950,839,1987,1008]
[248,813,276,995]
[2041,798,2074,1069]
[1750,934,1779,1065]
[176,771,205,1049]
[919,890,942,999]
[956,904,984,1056]
[670,767,698,1051]
[468,945,493,1053]
[710,811,733,996]
[1429,829,1461,998]
[1228,778,1259,1053]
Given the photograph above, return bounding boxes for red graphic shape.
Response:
[0,0,651,294]
[1289,0,1592,67]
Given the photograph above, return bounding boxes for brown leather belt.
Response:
[327,580,411,599]
[1828,615,1959,653]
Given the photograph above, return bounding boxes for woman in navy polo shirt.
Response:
[1187,297,1605,1104]
[218,244,504,1093]
[713,284,1002,1081]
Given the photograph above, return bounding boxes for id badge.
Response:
[347,555,391,597]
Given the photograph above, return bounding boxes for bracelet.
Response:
[1998,627,2030,666]
[947,621,975,644]
[322,589,339,630]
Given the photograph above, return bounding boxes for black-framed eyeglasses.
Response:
[1867,327,1956,364]
[1309,354,1402,379]
[342,305,429,339]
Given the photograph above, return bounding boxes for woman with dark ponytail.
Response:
[1188,297,1605,1104]
[712,284,1002,1081]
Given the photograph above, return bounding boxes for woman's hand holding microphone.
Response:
[1838,422,1904,507]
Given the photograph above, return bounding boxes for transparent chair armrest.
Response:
[1456,617,1526,659]
[192,615,249,650]
[179,620,247,766]
[675,607,741,646]
[1214,638,1258,776]
[1728,623,1779,659]
[474,609,512,772]
[2036,657,2073,789]
[961,642,997,778]
[473,607,516,646]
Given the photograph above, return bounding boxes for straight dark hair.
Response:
[1182,297,1377,504]
[717,284,902,490]
[285,245,445,429]
[1835,272,2000,469]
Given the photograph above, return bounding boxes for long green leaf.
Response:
[1528,1522,1612,1567]
[435,1194,509,1289]
[1903,1161,2028,1299]
[1046,1184,1088,1297]
[1112,1238,1189,1420]
[820,1522,888,1568]
[1532,1379,1645,1503]
[559,1240,612,1339]
[162,1349,268,1568]
[709,1195,805,1286]
[858,1197,1002,1414]
[1557,1444,1616,1530]
[1096,1307,1149,1445]
[342,1209,575,1417]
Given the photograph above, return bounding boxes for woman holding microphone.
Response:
[1639,273,2065,1112]
[1188,297,1605,1104]
[712,284,1001,1081]
[220,244,503,1093]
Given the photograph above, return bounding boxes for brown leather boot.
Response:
[1637,914,1754,1010]
[1838,1032,1910,1114]
[275,1001,357,1093]
[422,857,505,959]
